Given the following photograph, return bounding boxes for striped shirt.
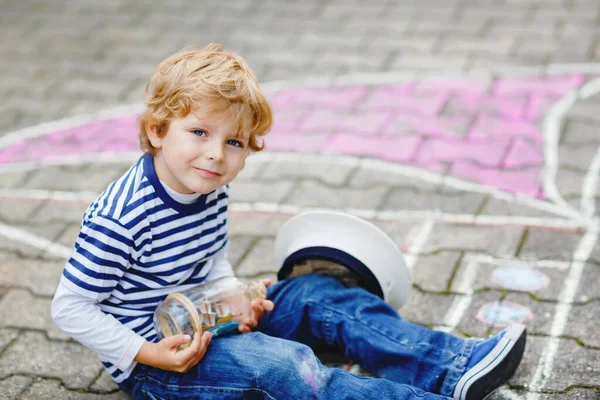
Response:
[52,154,232,382]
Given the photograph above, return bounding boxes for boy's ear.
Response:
[145,121,163,149]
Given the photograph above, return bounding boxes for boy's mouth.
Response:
[194,167,222,178]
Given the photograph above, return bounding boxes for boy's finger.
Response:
[261,300,274,312]
[261,279,272,288]
[187,331,203,354]
[165,333,192,350]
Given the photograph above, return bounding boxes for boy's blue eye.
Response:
[192,129,206,137]
[227,139,244,148]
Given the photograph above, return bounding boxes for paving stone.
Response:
[0,198,41,224]
[397,291,456,328]
[369,218,432,251]
[544,339,600,391]
[0,257,64,296]
[567,101,600,123]
[56,224,82,249]
[382,188,487,214]
[235,237,277,278]
[0,375,33,400]
[261,159,355,186]
[555,168,586,197]
[422,224,524,258]
[411,251,462,293]
[285,180,389,209]
[455,291,504,337]
[564,301,600,348]
[479,197,565,218]
[347,167,442,191]
[227,211,289,237]
[575,264,600,303]
[0,289,68,340]
[0,331,100,389]
[0,329,19,353]
[519,227,583,261]
[21,165,100,191]
[229,180,295,204]
[452,260,568,301]
[227,236,256,269]
[0,222,69,260]
[558,143,600,171]
[29,200,91,225]
[505,335,547,388]
[20,380,128,400]
[563,120,600,145]
[0,171,31,188]
[235,157,269,182]
[88,370,120,393]
[502,293,555,336]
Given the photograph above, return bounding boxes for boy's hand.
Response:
[135,332,212,373]
[238,279,274,334]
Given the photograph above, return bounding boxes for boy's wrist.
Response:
[134,340,159,367]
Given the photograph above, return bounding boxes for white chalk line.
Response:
[580,145,600,220]
[0,150,581,221]
[0,221,72,259]
[403,213,437,270]
[526,218,599,399]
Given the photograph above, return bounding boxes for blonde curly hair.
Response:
[138,43,272,155]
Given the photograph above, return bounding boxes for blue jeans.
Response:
[119,274,475,399]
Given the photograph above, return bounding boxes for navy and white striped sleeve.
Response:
[61,215,133,300]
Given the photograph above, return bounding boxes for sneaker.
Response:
[287,259,364,288]
[453,324,527,400]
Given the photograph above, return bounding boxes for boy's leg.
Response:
[258,274,522,399]
[120,332,451,399]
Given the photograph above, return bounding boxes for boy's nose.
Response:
[205,142,224,161]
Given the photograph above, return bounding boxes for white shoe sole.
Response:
[453,324,527,400]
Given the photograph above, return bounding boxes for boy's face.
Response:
[147,109,250,194]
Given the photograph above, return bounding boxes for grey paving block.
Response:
[0,329,19,352]
[555,168,586,197]
[501,293,555,336]
[20,380,128,400]
[348,167,442,191]
[397,291,456,327]
[0,171,31,188]
[563,120,600,145]
[455,291,504,337]
[30,200,90,225]
[0,331,100,389]
[519,227,583,261]
[369,218,433,250]
[21,165,101,192]
[382,188,487,214]
[89,370,120,393]
[235,158,268,182]
[451,260,567,301]
[261,159,355,186]
[285,180,389,210]
[0,222,68,260]
[567,101,600,123]
[564,302,600,348]
[411,251,462,292]
[544,339,600,390]
[235,237,277,278]
[0,375,33,400]
[479,197,563,218]
[56,224,82,249]
[227,212,289,237]
[575,264,600,303]
[229,180,295,204]
[227,236,256,269]
[0,289,68,340]
[0,257,64,296]
[0,198,41,224]
[505,335,547,388]
[421,224,524,258]
[559,143,600,171]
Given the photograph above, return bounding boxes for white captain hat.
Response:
[275,210,412,309]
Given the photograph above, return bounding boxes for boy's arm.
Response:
[51,282,146,371]
[204,241,235,280]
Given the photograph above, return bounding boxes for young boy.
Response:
[52,43,526,400]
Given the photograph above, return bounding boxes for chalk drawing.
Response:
[491,266,550,292]
[476,301,534,327]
